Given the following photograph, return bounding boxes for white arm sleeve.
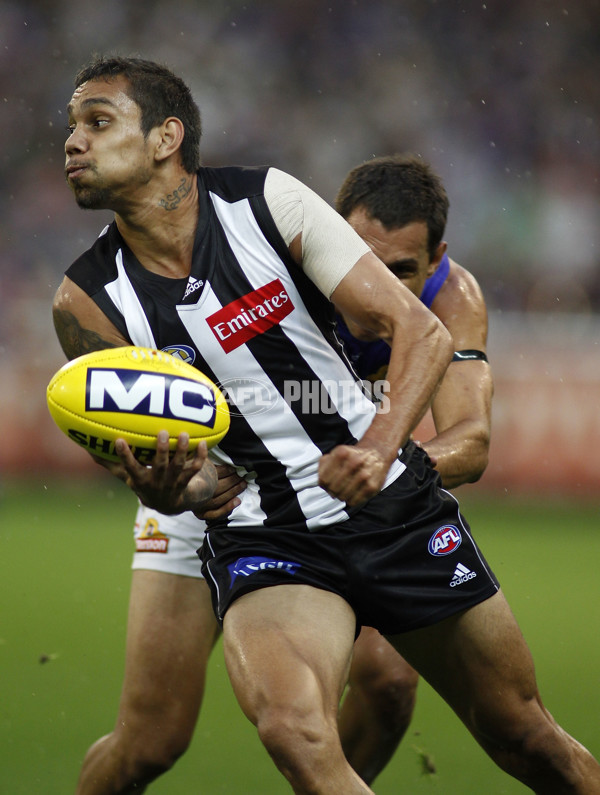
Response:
[264,167,370,299]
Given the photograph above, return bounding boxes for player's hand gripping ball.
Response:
[46,346,230,463]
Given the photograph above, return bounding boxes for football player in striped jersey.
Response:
[55,56,600,795]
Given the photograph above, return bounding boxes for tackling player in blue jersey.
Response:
[54,56,600,794]
[333,155,493,782]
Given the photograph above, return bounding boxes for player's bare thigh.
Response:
[223,584,357,723]
[386,590,540,731]
[118,570,221,730]
[350,626,418,689]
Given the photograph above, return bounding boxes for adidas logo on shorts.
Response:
[449,562,477,588]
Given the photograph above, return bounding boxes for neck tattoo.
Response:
[159,177,192,211]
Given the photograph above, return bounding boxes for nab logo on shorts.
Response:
[428,525,462,556]
[85,368,217,426]
[228,556,301,588]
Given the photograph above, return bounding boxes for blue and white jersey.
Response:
[66,166,405,532]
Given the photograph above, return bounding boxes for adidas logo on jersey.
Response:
[183,276,204,301]
[449,562,477,588]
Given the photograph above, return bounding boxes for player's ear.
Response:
[154,117,185,163]
[428,241,447,277]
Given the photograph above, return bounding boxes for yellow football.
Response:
[46,346,230,462]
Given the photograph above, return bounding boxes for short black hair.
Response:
[336,154,449,262]
[74,55,201,173]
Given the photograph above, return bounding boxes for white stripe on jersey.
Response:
[209,193,406,501]
[105,249,157,348]
[210,193,374,436]
[174,194,405,528]
[178,284,352,529]
[227,480,268,526]
[95,188,405,531]
[200,449,266,527]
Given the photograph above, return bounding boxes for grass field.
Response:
[2,476,599,794]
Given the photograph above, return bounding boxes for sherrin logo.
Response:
[207,278,294,353]
[85,367,217,427]
[428,525,462,556]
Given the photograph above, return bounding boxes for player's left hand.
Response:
[112,430,217,515]
[318,442,392,506]
[193,464,246,521]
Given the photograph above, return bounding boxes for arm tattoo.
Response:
[53,309,120,360]
[159,177,192,211]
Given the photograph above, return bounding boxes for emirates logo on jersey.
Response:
[206,278,294,352]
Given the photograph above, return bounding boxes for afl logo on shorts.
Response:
[428,525,462,556]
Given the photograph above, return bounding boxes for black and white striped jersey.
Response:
[66,165,405,531]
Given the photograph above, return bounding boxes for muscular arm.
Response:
[331,252,453,463]
[266,167,452,461]
[313,244,453,504]
[420,260,493,489]
[268,169,453,503]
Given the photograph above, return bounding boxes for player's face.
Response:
[346,208,440,298]
[65,76,155,210]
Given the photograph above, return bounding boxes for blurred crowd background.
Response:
[1,0,599,490]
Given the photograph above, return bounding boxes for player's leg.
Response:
[389,590,600,792]
[223,584,375,795]
[76,570,219,794]
[339,627,419,784]
[76,501,219,793]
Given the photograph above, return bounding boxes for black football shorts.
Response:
[200,443,499,634]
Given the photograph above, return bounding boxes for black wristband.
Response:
[452,349,488,362]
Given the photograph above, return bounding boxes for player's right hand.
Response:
[114,430,217,515]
